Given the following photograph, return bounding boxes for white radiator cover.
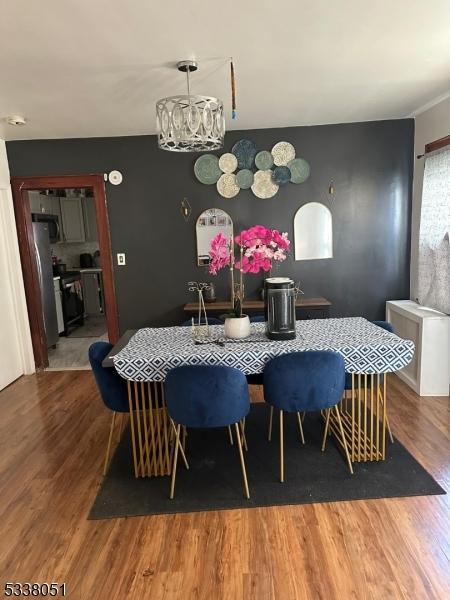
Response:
[386,300,450,396]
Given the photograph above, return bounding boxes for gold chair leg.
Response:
[103,412,116,476]
[169,424,181,499]
[170,419,189,470]
[118,413,124,440]
[334,406,354,475]
[280,409,284,482]
[386,414,394,443]
[227,425,234,445]
[268,405,274,441]
[234,423,250,499]
[296,412,305,444]
[240,419,248,451]
[182,426,187,451]
[321,408,331,452]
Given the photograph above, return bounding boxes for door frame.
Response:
[11,174,119,369]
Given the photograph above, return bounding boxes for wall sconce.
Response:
[180,197,192,221]
[328,182,335,198]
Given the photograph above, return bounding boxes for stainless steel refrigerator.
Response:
[32,222,59,348]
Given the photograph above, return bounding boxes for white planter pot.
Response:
[224,315,251,339]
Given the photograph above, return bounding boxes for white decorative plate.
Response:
[218,153,238,174]
[271,141,296,166]
[108,170,123,185]
[251,170,279,198]
[217,173,240,198]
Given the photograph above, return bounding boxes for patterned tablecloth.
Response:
[113,318,415,382]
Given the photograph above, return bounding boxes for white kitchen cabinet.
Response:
[386,300,450,396]
[60,197,86,243]
[28,191,55,214]
[82,198,98,242]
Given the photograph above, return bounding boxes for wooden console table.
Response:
[183,297,331,320]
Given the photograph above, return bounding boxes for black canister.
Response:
[264,277,296,340]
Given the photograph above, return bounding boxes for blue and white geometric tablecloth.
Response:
[112,318,415,382]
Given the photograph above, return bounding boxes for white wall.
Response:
[410,95,450,301]
[0,140,34,390]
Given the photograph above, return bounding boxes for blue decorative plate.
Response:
[255,150,274,170]
[288,158,310,184]
[236,169,254,189]
[194,154,222,185]
[231,139,257,170]
[272,166,291,185]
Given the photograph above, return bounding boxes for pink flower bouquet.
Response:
[208,225,290,317]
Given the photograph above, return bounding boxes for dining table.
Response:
[104,318,415,478]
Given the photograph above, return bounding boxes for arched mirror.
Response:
[294,202,333,260]
[196,208,233,266]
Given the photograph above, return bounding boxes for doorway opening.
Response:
[11,175,119,370]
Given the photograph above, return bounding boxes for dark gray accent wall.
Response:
[7,119,414,332]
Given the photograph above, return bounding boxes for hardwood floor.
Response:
[0,372,449,599]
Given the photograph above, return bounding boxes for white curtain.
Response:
[417,147,450,314]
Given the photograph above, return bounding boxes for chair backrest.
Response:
[181,316,223,326]
[263,351,345,412]
[88,342,129,413]
[165,365,250,428]
[249,314,266,323]
[372,320,395,333]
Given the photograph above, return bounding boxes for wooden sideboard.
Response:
[183,297,331,320]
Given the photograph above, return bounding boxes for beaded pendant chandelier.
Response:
[156,60,225,152]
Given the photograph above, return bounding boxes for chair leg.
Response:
[240,419,248,451]
[296,412,305,445]
[227,425,234,445]
[321,408,331,452]
[234,423,250,499]
[334,406,354,475]
[268,405,274,441]
[182,426,187,451]
[103,412,116,476]
[280,410,284,482]
[118,413,124,440]
[169,424,181,499]
[170,419,189,470]
[386,414,394,443]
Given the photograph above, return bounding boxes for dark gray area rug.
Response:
[89,404,445,520]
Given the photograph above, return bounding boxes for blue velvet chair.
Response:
[263,351,352,481]
[165,365,251,499]
[249,314,266,323]
[181,316,223,326]
[89,341,129,475]
[344,320,394,442]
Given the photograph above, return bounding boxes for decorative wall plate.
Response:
[255,150,274,170]
[217,173,240,198]
[271,141,296,166]
[236,169,254,189]
[272,166,291,185]
[288,158,310,183]
[218,152,238,174]
[194,154,222,184]
[251,170,279,198]
[231,139,257,170]
[108,170,123,185]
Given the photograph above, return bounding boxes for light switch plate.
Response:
[117,253,126,266]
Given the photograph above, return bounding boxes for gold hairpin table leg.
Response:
[326,373,390,468]
[127,379,173,478]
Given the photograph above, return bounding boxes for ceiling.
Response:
[1,0,450,141]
